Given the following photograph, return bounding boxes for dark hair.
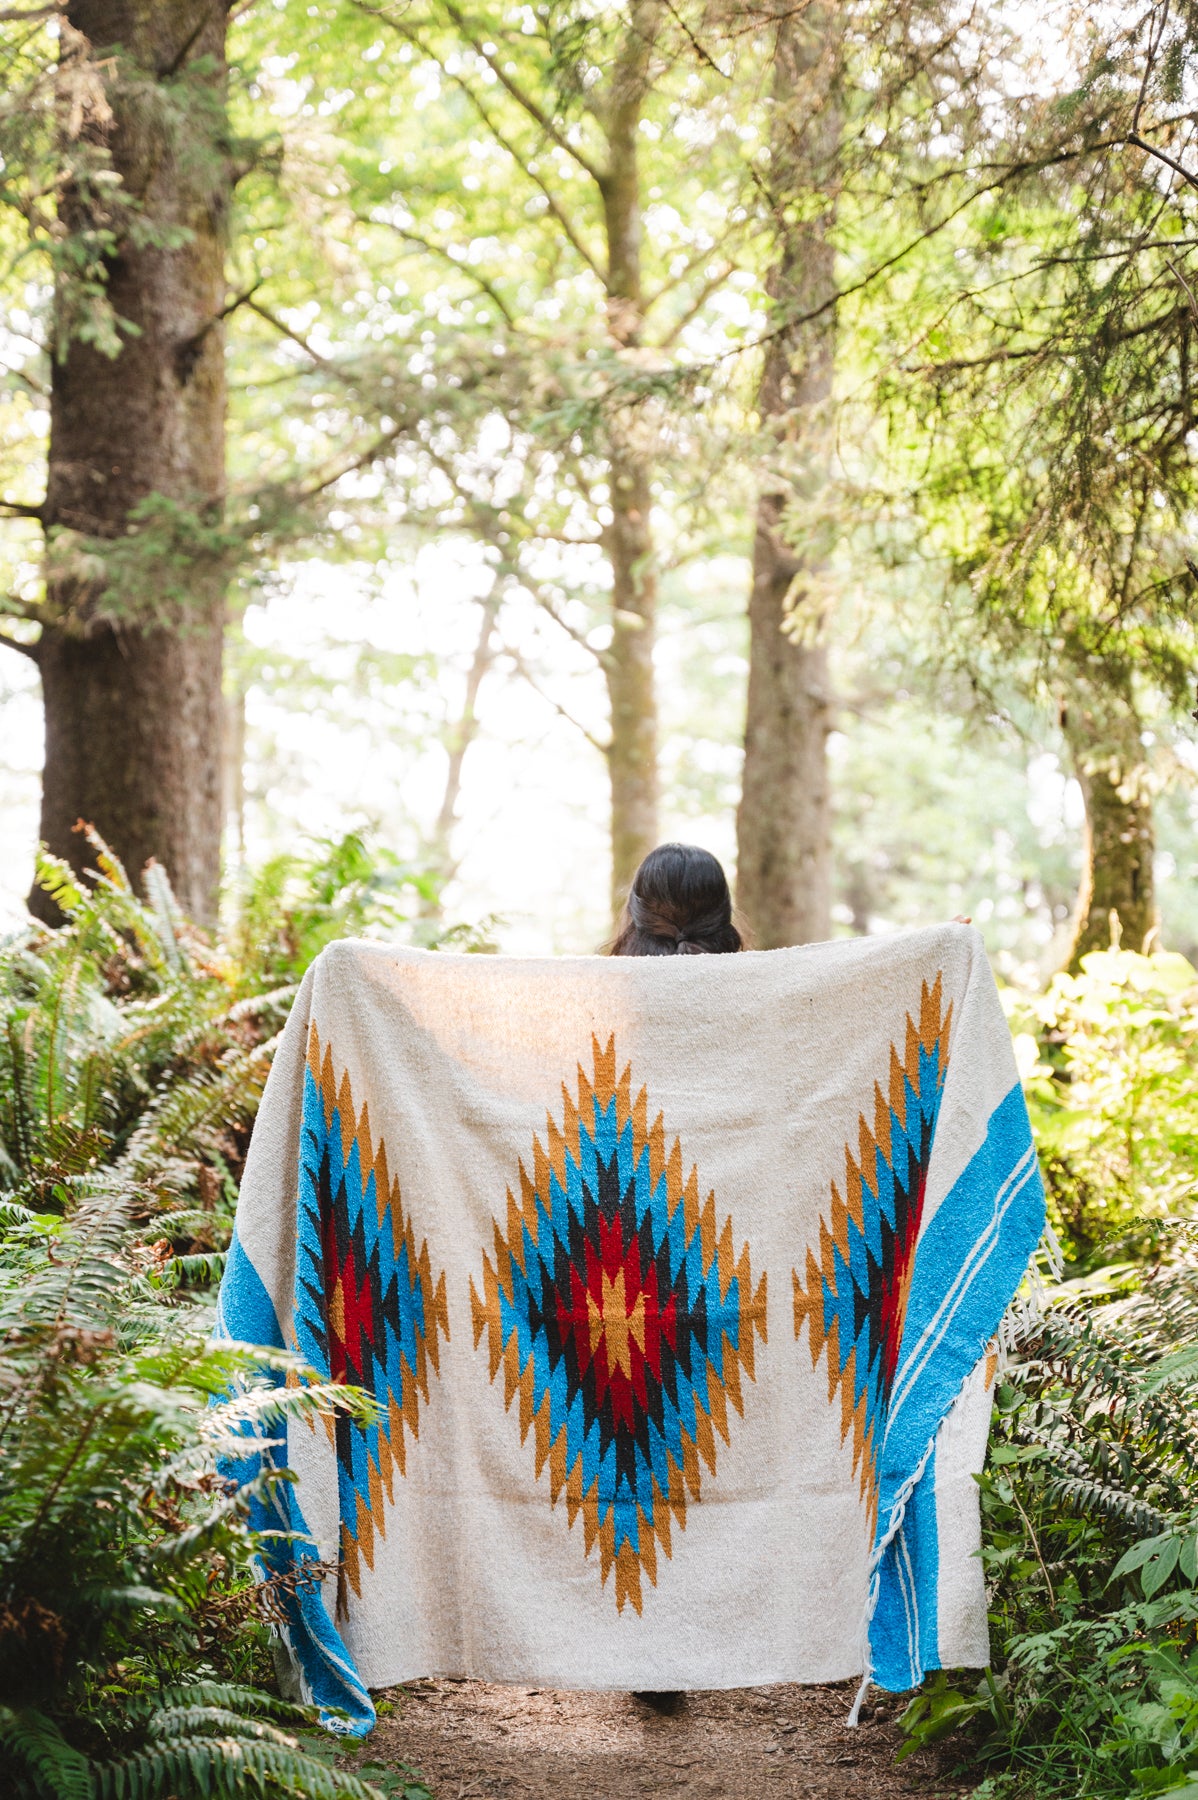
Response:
[610,843,743,957]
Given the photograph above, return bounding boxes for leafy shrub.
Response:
[0,833,467,1796]
[1007,947,1198,1268]
[903,1238,1198,1796]
[228,830,498,992]
[1,835,287,1244]
[897,949,1198,1796]
[0,1183,385,1799]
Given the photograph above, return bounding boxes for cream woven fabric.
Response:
[217,925,1044,1734]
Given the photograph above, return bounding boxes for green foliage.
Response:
[894,948,1198,1795]
[902,1236,1198,1795]
[0,1178,385,1799]
[0,837,465,1796]
[0,831,283,1238]
[1007,948,1198,1267]
[229,829,498,990]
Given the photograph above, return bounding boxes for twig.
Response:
[1132,0,1169,136]
[1007,1477,1056,1613]
[246,297,337,369]
[500,640,609,753]
[662,0,729,78]
[439,0,608,185]
[1128,129,1198,195]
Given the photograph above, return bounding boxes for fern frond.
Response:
[94,1733,385,1800]
[0,1706,91,1800]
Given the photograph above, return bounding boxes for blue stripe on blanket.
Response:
[215,1229,376,1736]
[870,1442,941,1688]
[869,1078,1045,1693]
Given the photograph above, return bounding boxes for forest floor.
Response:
[354,1678,975,1800]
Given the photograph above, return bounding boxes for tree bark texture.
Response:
[1061,671,1156,968]
[599,1,663,917]
[736,4,840,949]
[33,2,230,925]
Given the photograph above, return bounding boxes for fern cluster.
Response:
[0,1180,390,1797]
[905,1238,1198,1797]
[0,836,451,1797]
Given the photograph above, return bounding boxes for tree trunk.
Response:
[1061,673,1156,968]
[603,439,658,916]
[420,591,501,920]
[735,4,840,948]
[599,1,663,916]
[32,1,230,925]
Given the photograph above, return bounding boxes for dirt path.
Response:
[353,1680,973,1800]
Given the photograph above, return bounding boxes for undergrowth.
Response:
[0,832,459,1798]
[904,950,1198,1798]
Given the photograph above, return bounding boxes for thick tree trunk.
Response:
[735,4,839,949]
[599,1,662,915]
[1061,674,1156,968]
[33,2,230,925]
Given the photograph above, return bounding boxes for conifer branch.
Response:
[499,639,609,753]
[1128,131,1198,196]
[359,5,606,280]
[246,298,335,369]
[0,496,44,520]
[1132,1,1170,136]
[369,222,517,328]
[437,0,608,185]
[655,261,736,348]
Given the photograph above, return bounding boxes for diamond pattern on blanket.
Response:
[792,975,952,1532]
[470,1033,768,1615]
[296,1025,449,1600]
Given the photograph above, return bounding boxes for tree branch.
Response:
[1128,129,1198,195]
[0,496,44,521]
[907,304,1187,376]
[517,572,607,666]
[661,0,729,78]
[438,0,608,185]
[157,3,216,79]
[367,221,517,327]
[1132,0,1170,136]
[294,420,408,502]
[247,297,337,369]
[654,261,736,349]
[220,279,265,320]
[358,4,605,279]
[499,639,609,753]
[0,622,41,663]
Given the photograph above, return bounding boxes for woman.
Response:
[610,841,743,959]
[611,842,741,1714]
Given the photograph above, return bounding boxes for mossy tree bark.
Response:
[735,3,839,949]
[32,1,230,925]
[1061,670,1156,969]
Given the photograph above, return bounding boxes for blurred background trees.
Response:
[0,0,1194,964]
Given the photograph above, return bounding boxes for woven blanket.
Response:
[216,924,1044,1735]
